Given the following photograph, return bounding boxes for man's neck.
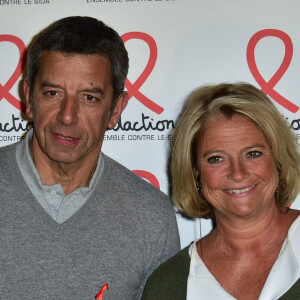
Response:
[29,138,100,195]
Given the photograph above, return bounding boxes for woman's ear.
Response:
[193,167,199,178]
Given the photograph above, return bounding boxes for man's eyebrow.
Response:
[40,81,104,95]
[41,81,61,89]
[81,87,104,95]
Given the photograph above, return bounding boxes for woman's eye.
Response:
[207,156,223,164]
[247,151,262,158]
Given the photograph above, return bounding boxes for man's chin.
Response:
[46,152,82,165]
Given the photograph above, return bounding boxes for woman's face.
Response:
[194,114,279,220]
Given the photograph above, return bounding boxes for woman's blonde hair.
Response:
[171,83,300,218]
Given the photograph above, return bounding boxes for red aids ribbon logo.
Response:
[122,32,164,115]
[247,29,299,113]
[133,170,160,189]
[95,282,108,300]
[0,35,27,112]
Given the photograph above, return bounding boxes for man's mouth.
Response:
[58,135,75,141]
[52,133,79,146]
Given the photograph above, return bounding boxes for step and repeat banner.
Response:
[1,0,300,248]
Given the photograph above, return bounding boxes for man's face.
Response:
[24,51,127,168]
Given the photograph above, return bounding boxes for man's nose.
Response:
[57,95,79,125]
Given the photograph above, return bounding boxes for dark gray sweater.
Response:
[0,142,180,299]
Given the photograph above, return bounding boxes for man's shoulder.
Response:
[0,142,18,165]
[0,142,23,198]
[102,153,167,197]
[101,153,174,216]
[0,142,17,154]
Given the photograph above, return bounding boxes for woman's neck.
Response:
[204,205,298,256]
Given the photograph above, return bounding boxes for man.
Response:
[0,16,180,299]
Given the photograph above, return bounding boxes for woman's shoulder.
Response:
[151,244,191,276]
[285,209,300,233]
[279,277,300,299]
[289,208,300,218]
[142,245,191,300]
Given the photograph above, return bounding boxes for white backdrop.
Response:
[1,0,300,248]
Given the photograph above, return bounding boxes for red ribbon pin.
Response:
[95,282,108,300]
[122,32,164,115]
[247,29,298,113]
[0,35,27,112]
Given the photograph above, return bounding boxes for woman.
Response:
[143,83,300,300]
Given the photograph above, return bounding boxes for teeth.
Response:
[228,186,254,194]
[59,135,74,141]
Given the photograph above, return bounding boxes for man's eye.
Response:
[83,94,100,103]
[47,90,58,96]
[247,151,262,158]
[86,94,96,101]
[207,156,222,164]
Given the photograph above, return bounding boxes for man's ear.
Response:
[23,80,33,119]
[108,91,129,129]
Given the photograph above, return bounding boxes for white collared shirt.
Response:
[187,215,300,300]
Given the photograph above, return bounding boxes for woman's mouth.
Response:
[226,185,255,194]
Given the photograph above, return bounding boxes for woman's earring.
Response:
[276,170,279,199]
[275,185,279,199]
[196,175,202,193]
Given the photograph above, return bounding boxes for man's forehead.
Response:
[37,51,112,78]
[33,51,113,92]
[40,50,110,63]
